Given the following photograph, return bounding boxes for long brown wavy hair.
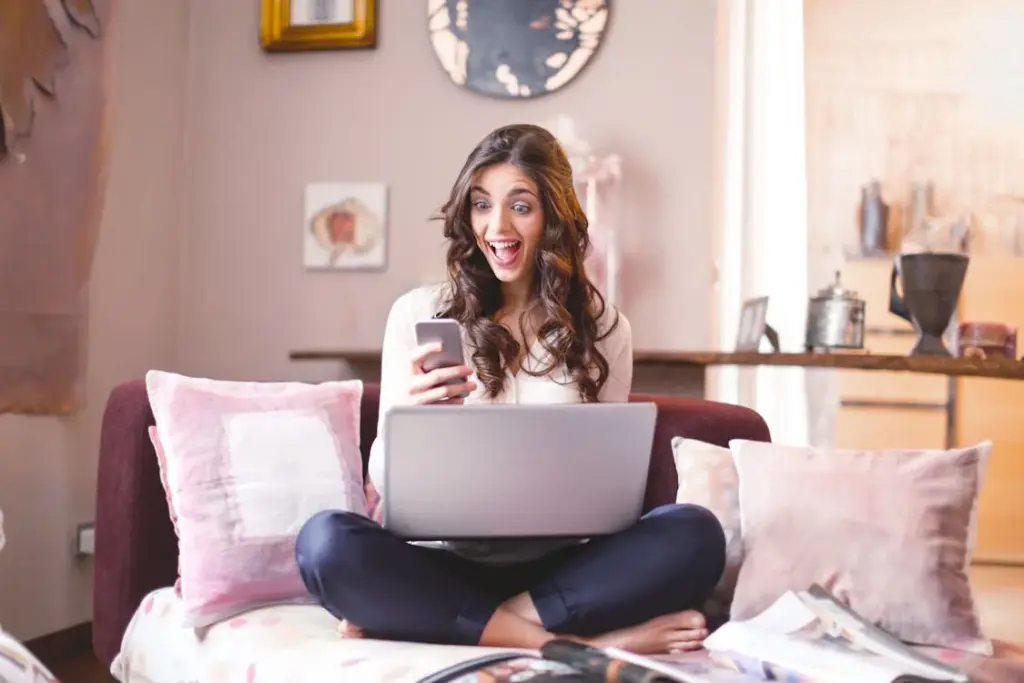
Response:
[435,124,618,402]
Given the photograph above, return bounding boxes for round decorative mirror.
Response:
[427,0,611,100]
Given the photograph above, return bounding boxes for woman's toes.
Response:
[650,610,694,628]
[668,628,708,652]
[337,620,365,639]
[652,609,706,633]
[669,639,705,653]
[678,610,706,629]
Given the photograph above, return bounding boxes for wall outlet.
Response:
[75,522,95,557]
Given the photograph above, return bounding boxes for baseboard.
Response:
[24,621,92,668]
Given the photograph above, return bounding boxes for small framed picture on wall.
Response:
[260,0,377,52]
[303,182,388,271]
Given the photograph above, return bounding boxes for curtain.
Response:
[709,0,812,446]
[0,0,111,414]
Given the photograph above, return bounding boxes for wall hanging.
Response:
[0,0,109,415]
[428,0,611,99]
[261,0,377,52]
[303,182,389,271]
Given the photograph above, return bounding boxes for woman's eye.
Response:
[472,200,489,211]
[512,203,531,215]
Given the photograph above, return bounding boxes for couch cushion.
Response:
[729,439,992,654]
[114,587,526,682]
[145,370,369,628]
[671,438,743,623]
[630,394,770,511]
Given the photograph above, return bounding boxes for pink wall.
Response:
[177,0,717,381]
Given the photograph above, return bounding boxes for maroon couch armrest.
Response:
[630,393,771,512]
[92,379,177,667]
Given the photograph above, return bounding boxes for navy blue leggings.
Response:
[294,503,725,646]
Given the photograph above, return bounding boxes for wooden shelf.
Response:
[634,351,1024,380]
[290,350,382,363]
[289,349,1024,380]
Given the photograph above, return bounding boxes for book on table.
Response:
[414,583,971,683]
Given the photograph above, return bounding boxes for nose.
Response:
[486,205,510,235]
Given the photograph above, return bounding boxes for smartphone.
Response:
[414,318,471,397]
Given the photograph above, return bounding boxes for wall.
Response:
[0,0,189,639]
[804,0,1024,276]
[177,0,718,382]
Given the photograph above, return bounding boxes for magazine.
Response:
[414,644,746,683]
[696,583,971,683]
[414,584,972,683]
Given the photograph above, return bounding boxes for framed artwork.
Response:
[735,296,769,352]
[303,182,388,271]
[260,0,377,52]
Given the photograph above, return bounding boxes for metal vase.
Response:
[888,253,969,356]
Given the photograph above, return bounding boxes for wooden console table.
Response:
[291,350,383,364]
[289,349,1024,381]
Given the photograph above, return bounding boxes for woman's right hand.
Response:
[406,342,476,405]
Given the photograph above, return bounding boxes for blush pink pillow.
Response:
[729,438,993,655]
[145,370,368,628]
[148,426,179,536]
[671,437,743,622]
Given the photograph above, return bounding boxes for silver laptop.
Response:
[382,402,658,541]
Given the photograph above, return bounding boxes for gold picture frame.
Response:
[260,0,377,52]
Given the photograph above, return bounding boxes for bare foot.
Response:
[337,620,366,639]
[502,592,542,624]
[480,607,559,650]
[588,610,708,654]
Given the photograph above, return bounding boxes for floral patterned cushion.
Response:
[114,587,525,683]
[0,627,59,682]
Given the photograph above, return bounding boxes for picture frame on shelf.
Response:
[736,296,772,352]
[303,182,388,272]
[260,0,377,52]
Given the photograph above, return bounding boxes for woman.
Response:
[295,124,725,654]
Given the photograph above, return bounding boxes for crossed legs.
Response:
[295,504,726,653]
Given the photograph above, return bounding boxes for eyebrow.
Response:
[469,185,537,199]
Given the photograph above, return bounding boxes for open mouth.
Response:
[486,240,522,267]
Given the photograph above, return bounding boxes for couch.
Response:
[91,379,772,679]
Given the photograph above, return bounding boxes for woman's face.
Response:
[469,163,544,289]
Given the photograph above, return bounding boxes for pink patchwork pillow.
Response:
[148,426,179,536]
[145,370,368,628]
